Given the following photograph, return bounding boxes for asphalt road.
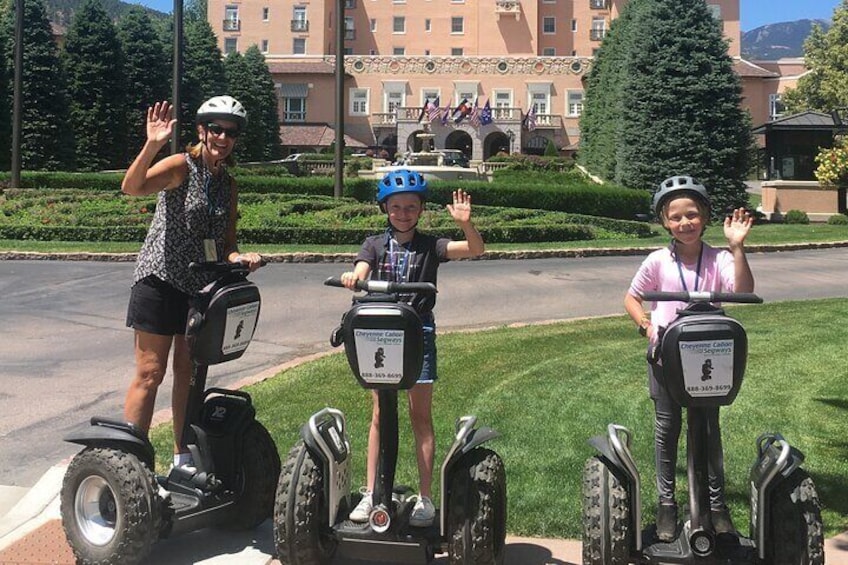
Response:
[1,248,847,489]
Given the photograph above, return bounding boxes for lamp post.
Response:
[171,0,183,155]
[11,0,24,188]
[333,0,345,198]
[506,129,515,154]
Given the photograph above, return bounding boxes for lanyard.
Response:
[676,244,704,292]
[387,236,411,283]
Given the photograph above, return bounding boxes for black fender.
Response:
[442,426,501,485]
[64,417,155,469]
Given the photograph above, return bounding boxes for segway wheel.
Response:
[273,439,335,565]
[765,469,824,565]
[222,421,282,530]
[582,456,631,565]
[60,447,161,565]
[447,447,507,565]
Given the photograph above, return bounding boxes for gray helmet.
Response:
[652,175,710,218]
[196,95,247,131]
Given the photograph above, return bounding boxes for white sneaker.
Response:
[409,495,435,527]
[349,489,373,523]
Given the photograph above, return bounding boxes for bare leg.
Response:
[124,330,172,434]
[365,390,380,490]
[408,383,434,498]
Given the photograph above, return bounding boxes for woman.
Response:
[122,96,264,468]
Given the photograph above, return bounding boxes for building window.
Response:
[262,7,269,21]
[425,49,430,55]
[590,17,606,40]
[567,91,583,116]
[393,47,405,55]
[285,97,306,122]
[370,48,376,55]
[393,16,405,33]
[350,88,369,115]
[224,37,237,54]
[542,47,555,56]
[370,18,377,32]
[292,6,308,31]
[422,89,439,106]
[589,0,608,8]
[451,17,464,34]
[425,18,431,32]
[293,38,306,54]
[543,17,555,34]
[345,0,356,8]
[451,47,463,56]
[769,93,785,120]
[572,19,577,32]
[530,91,548,116]
[261,39,269,53]
[386,91,405,115]
[343,47,353,54]
[224,5,239,31]
[345,17,355,40]
[707,3,721,19]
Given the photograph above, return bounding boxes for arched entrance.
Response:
[380,134,398,159]
[445,130,473,159]
[484,132,512,160]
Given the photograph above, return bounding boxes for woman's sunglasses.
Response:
[205,122,240,138]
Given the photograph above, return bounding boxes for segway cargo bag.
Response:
[187,279,261,365]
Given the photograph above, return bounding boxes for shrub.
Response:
[783,209,810,224]
[827,213,848,225]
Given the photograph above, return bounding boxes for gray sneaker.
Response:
[409,495,435,527]
[349,490,372,523]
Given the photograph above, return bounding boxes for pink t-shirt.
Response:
[628,243,736,344]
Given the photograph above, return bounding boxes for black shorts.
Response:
[126,275,192,336]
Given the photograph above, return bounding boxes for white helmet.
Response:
[196,95,247,131]
[652,175,710,218]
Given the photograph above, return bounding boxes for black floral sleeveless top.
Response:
[133,154,232,295]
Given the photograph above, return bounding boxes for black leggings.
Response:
[650,363,728,510]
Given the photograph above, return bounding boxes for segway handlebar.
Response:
[324,277,437,294]
[640,290,762,304]
[189,257,267,275]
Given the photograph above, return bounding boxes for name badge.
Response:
[203,239,218,262]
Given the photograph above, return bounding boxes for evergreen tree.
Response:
[2,0,74,170]
[223,50,259,161]
[64,0,126,170]
[242,45,282,161]
[180,16,225,147]
[614,0,750,215]
[578,5,644,180]
[117,6,169,165]
[782,1,848,113]
[0,1,11,171]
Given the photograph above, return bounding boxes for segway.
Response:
[273,277,507,564]
[582,290,824,564]
[60,261,281,565]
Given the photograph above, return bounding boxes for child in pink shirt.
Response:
[624,175,754,542]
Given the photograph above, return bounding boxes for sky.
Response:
[124,0,844,32]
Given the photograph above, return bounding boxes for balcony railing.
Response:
[291,19,309,32]
[589,28,606,41]
[589,0,608,9]
[223,19,240,31]
[495,0,521,20]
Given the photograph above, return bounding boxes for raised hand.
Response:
[446,189,473,224]
[147,101,176,145]
[724,207,753,249]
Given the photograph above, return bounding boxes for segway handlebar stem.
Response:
[324,277,437,295]
[640,290,762,304]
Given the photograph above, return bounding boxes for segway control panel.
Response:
[187,262,262,365]
[643,291,762,408]
[326,278,437,390]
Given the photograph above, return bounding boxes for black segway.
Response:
[60,261,281,565]
[582,290,824,564]
[273,277,507,564]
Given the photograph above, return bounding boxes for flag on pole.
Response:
[417,98,429,122]
[427,96,441,122]
[524,105,537,132]
[469,98,481,128]
[440,100,451,125]
[480,99,493,126]
[453,98,471,123]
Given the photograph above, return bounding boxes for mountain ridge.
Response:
[741,18,831,61]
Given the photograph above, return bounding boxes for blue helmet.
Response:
[377,169,428,204]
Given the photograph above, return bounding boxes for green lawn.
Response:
[151,298,848,540]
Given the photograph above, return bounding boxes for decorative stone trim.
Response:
[336,56,594,76]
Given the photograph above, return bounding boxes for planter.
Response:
[759,181,844,222]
